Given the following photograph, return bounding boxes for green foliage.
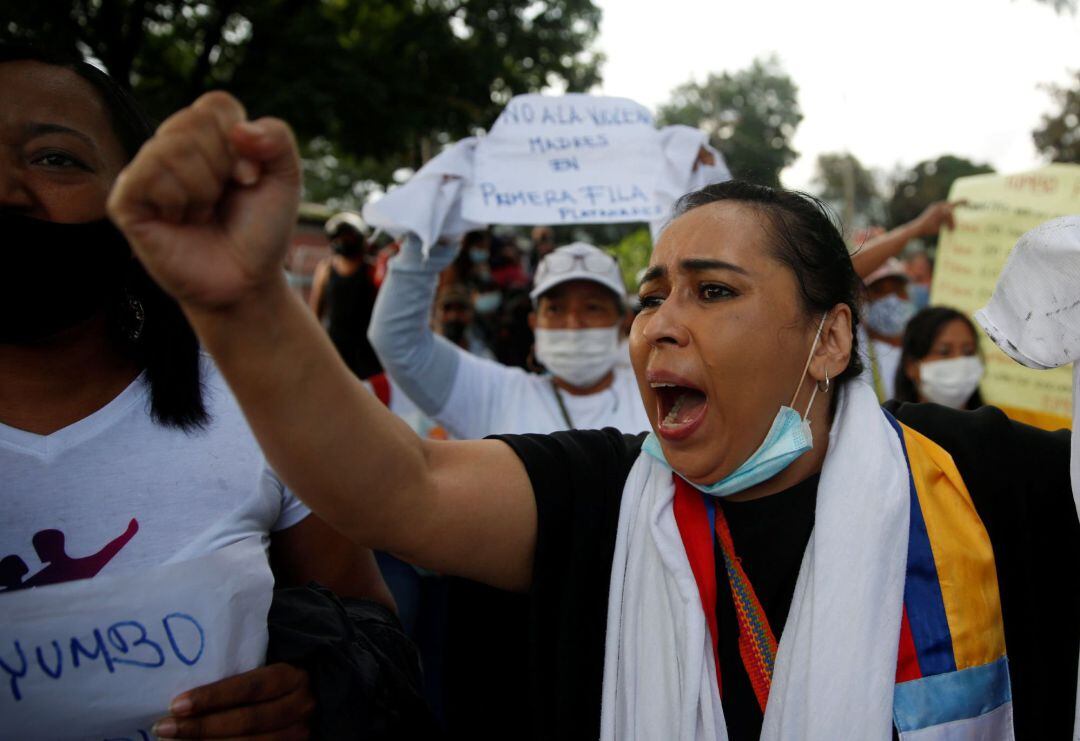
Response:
[887,155,994,229]
[658,56,802,189]
[1033,71,1080,164]
[812,152,885,227]
[3,0,603,200]
[606,227,653,292]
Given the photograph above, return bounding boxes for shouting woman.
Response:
[107,91,1078,740]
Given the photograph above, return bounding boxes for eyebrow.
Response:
[26,122,98,151]
[640,258,751,285]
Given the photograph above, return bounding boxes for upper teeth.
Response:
[650,382,677,388]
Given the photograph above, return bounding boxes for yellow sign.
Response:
[931,163,1080,430]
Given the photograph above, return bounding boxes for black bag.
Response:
[267,583,441,740]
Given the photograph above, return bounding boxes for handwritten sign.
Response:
[0,537,273,740]
[461,94,668,225]
[932,163,1080,428]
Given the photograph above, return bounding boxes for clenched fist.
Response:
[107,91,301,311]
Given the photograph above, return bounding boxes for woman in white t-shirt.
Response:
[0,46,396,738]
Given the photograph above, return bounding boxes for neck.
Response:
[554,369,615,396]
[725,383,834,503]
[868,328,901,347]
[0,314,141,435]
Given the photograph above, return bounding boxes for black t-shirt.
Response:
[495,402,1079,740]
[325,265,381,378]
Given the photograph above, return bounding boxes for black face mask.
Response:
[1,212,132,345]
[331,237,364,258]
[441,320,468,345]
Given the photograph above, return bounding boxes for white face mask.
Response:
[534,326,621,389]
[919,356,984,408]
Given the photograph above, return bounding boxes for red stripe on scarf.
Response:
[896,606,922,683]
[673,478,722,695]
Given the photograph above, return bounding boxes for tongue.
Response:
[665,390,707,426]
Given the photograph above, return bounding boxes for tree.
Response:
[3,0,603,197]
[812,152,885,228]
[658,56,802,189]
[1033,71,1080,164]
[887,155,994,229]
[605,228,652,294]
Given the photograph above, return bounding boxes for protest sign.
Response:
[0,537,273,741]
[932,163,1080,429]
[364,93,727,252]
[462,94,664,226]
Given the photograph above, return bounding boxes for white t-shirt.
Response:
[0,359,309,591]
[435,352,650,439]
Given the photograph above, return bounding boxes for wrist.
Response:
[184,272,293,337]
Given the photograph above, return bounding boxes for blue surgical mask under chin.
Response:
[642,314,827,498]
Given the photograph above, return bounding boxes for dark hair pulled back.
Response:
[894,306,984,409]
[1,42,208,430]
[671,180,864,385]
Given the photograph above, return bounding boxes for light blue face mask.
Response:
[642,314,828,498]
[865,294,916,338]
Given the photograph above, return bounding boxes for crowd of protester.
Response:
[2,39,1077,741]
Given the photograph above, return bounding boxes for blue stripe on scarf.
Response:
[883,411,957,676]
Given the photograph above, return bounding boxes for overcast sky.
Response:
[593,0,1080,190]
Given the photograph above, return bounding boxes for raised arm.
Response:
[367,234,463,415]
[850,201,961,279]
[106,92,537,591]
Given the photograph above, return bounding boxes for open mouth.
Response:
[651,381,708,441]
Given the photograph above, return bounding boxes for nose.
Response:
[564,309,585,330]
[639,298,690,349]
[0,153,34,212]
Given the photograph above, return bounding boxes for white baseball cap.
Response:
[864,257,909,288]
[325,212,369,238]
[529,242,627,307]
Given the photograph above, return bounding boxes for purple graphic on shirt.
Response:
[0,555,29,591]
[0,518,139,591]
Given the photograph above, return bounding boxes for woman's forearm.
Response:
[851,223,917,279]
[368,234,462,416]
[185,275,435,550]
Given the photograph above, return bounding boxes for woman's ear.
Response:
[811,304,853,384]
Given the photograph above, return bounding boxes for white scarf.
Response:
[599,381,915,740]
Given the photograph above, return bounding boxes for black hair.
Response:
[462,230,491,250]
[894,306,984,409]
[2,42,208,430]
[671,180,865,385]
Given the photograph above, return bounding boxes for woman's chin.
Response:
[658,443,727,486]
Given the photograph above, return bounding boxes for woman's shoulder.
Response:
[885,400,1070,462]
[885,400,1072,539]
[493,427,646,535]
[494,427,647,487]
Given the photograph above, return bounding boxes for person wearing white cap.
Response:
[859,257,916,400]
[367,235,650,439]
[309,211,383,378]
